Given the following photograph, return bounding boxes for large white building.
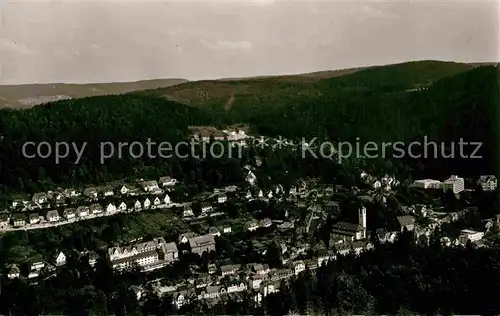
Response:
[459,229,484,244]
[108,237,178,270]
[441,175,465,194]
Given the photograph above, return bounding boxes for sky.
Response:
[0,0,499,84]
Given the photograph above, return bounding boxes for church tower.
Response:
[358,206,367,238]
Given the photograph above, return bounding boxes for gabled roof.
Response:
[332,221,364,232]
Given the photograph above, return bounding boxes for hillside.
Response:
[0,60,497,193]
[0,78,188,109]
[136,61,480,110]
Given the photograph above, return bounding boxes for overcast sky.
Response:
[1,0,498,84]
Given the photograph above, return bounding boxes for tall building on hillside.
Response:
[358,206,367,239]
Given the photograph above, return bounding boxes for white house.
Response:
[257,190,264,198]
[141,180,160,193]
[143,198,151,209]
[159,176,177,187]
[55,251,66,266]
[118,202,127,212]
[153,197,161,206]
[46,210,60,222]
[245,190,253,200]
[414,179,441,189]
[289,260,306,275]
[133,200,142,210]
[90,204,103,215]
[76,206,90,218]
[106,203,117,213]
[246,171,257,186]
[267,190,273,199]
[120,184,135,195]
[32,192,48,204]
[459,229,484,244]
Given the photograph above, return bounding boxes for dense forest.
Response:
[0,61,497,197]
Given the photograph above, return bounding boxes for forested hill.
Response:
[0,61,497,193]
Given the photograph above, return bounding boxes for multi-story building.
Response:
[108,237,178,270]
[441,175,465,194]
[478,175,497,191]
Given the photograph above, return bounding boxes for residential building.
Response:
[459,229,484,244]
[246,171,257,185]
[179,232,198,244]
[108,237,174,270]
[55,251,66,266]
[29,255,45,271]
[7,264,20,279]
[218,194,227,204]
[90,203,103,215]
[46,210,61,222]
[163,194,171,205]
[83,188,98,199]
[208,227,221,237]
[63,208,76,220]
[118,202,127,212]
[0,214,10,228]
[134,200,142,210]
[159,176,177,187]
[441,175,465,194]
[143,198,151,209]
[183,206,194,218]
[397,215,416,232]
[201,203,213,213]
[188,234,216,256]
[32,192,48,204]
[221,264,241,277]
[478,175,497,191]
[289,260,306,275]
[153,197,161,206]
[413,179,441,189]
[29,213,40,224]
[106,203,117,213]
[120,184,136,195]
[12,214,26,227]
[141,180,160,193]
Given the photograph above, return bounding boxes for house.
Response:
[220,264,241,277]
[289,260,306,275]
[245,190,253,200]
[208,263,217,274]
[0,214,10,227]
[12,214,26,227]
[46,210,61,222]
[32,192,48,204]
[143,198,151,209]
[323,200,340,214]
[134,200,142,211]
[163,194,171,205]
[208,227,221,237]
[289,186,297,195]
[172,290,195,309]
[129,285,143,301]
[55,251,67,266]
[88,251,99,267]
[89,203,103,215]
[153,197,161,206]
[49,191,65,202]
[201,203,213,213]
[249,274,268,290]
[29,255,45,271]
[257,190,264,198]
[459,229,484,244]
[331,207,367,240]
[227,281,247,293]
[375,228,397,243]
[183,205,194,218]
[259,218,272,228]
[141,180,160,192]
[248,263,270,275]
[246,171,257,185]
[222,226,232,234]
[159,176,177,187]
[188,234,216,256]
[118,202,127,212]
[83,188,98,199]
[76,206,90,218]
[478,175,497,191]
[101,187,114,197]
[106,203,117,213]
[397,215,416,232]
[7,264,20,279]
[247,220,259,231]
[120,184,136,195]
[63,208,76,220]
[218,194,227,204]
[161,242,179,262]
[29,213,40,224]
[267,190,273,199]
